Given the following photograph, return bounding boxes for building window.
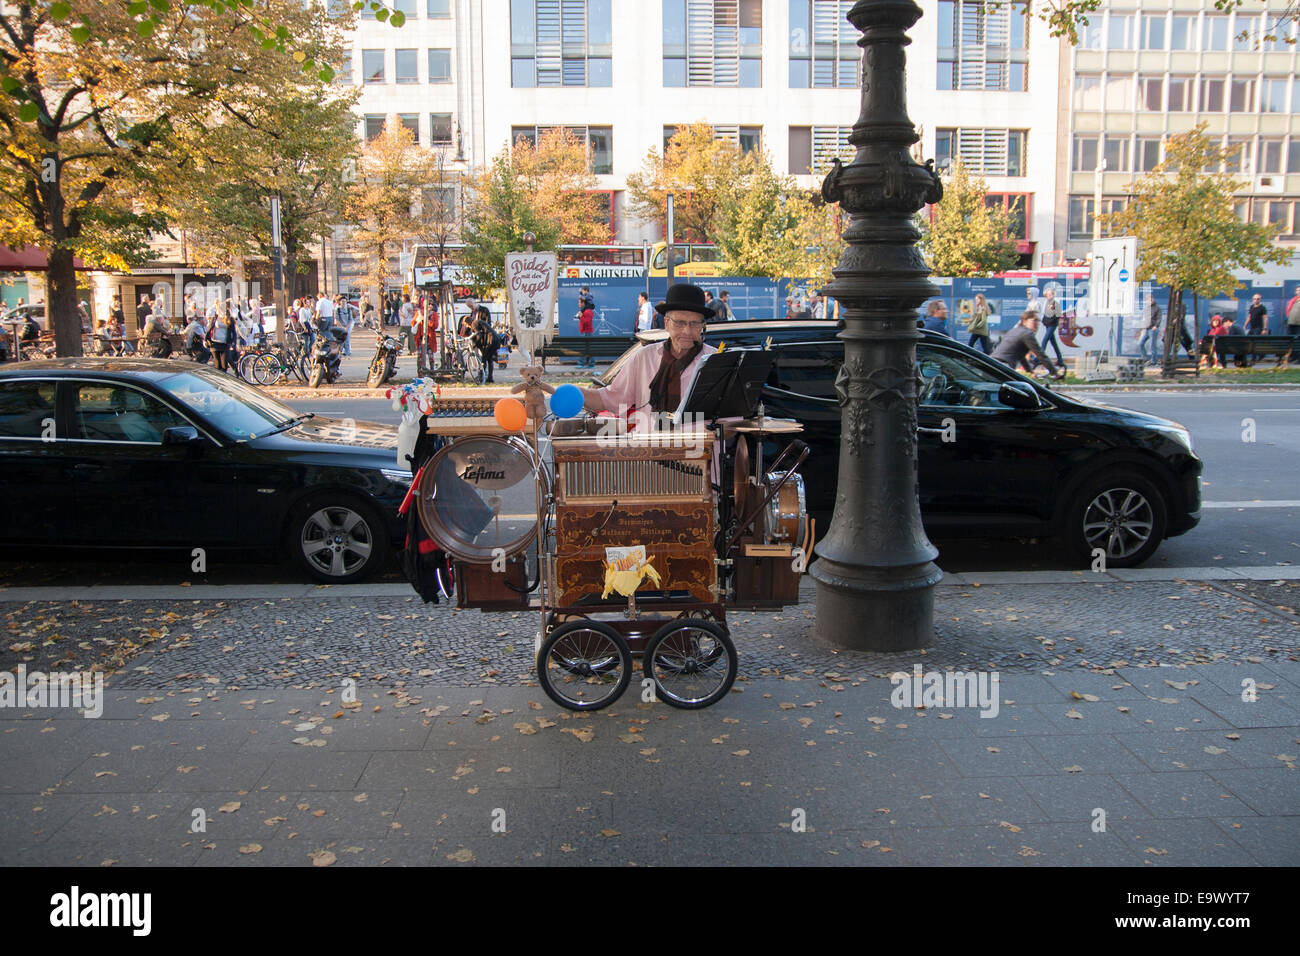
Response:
[1261,77,1288,113]
[1167,75,1193,111]
[1136,137,1161,172]
[430,113,454,146]
[1107,11,1134,50]
[708,125,763,154]
[1073,74,1101,111]
[1259,139,1283,175]
[395,49,418,83]
[1289,139,1300,174]
[1068,196,1126,239]
[1200,78,1224,112]
[1232,13,1258,51]
[1103,135,1130,173]
[789,125,853,175]
[362,49,385,84]
[428,0,450,16]
[512,0,613,88]
[985,193,1029,240]
[1139,13,1165,49]
[364,115,386,143]
[935,128,1027,177]
[1072,135,1098,172]
[1226,138,1251,174]
[1170,14,1194,50]
[393,0,417,17]
[664,0,762,88]
[1078,16,1102,49]
[1203,14,1229,50]
[789,0,858,88]
[1104,75,1132,111]
[936,0,1029,92]
[399,113,420,143]
[1230,78,1255,113]
[1138,76,1163,111]
[512,125,613,175]
[429,48,452,83]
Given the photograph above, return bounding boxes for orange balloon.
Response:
[494,398,527,432]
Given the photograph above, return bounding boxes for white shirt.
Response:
[315,296,334,320]
[637,301,653,331]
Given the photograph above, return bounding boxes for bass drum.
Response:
[763,470,806,546]
[416,435,548,563]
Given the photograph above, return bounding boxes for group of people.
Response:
[924,292,1067,380]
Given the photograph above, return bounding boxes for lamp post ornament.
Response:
[809,0,943,650]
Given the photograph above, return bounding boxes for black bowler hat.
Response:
[655,282,715,319]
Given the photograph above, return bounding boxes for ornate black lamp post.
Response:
[808,0,943,651]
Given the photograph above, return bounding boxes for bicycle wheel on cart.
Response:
[537,620,632,711]
[643,620,736,709]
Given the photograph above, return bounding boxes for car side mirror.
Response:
[162,425,201,445]
[998,381,1041,410]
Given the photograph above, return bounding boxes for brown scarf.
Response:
[647,341,703,413]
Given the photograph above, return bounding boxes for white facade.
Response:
[1058,0,1300,259]
[344,0,1063,258]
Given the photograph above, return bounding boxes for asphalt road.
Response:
[2,388,1297,586]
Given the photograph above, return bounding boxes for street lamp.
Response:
[808,0,943,651]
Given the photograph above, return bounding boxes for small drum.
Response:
[764,471,806,545]
[417,435,548,563]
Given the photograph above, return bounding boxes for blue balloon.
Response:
[550,383,584,419]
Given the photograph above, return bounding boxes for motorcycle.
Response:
[309,327,346,388]
[366,331,399,388]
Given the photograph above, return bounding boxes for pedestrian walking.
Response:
[1246,293,1268,336]
[1285,286,1300,335]
[1040,288,1064,364]
[963,293,993,354]
[1139,297,1162,366]
[577,295,594,368]
[398,294,415,353]
[471,305,497,383]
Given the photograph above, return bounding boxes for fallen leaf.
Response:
[309,850,336,867]
[732,749,750,756]
[1203,746,1228,755]
[219,802,241,813]
[446,848,475,863]
[1065,709,1083,720]
[1063,765,1084,773]
[238,844,262,854]
[998,821,1022,833]
[1144,847,1168,856]
[1070,692,1100,702]
[562,727,594,743]
[514,722,537,735]
[599,828,621,838]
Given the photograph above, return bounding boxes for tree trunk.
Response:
[46,246,83,357]
[1162,287,1182,377]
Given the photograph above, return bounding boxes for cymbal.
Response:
[730,417,803,434]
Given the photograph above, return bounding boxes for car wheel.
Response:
[1066,470,1167,569]
[289,496,389,583]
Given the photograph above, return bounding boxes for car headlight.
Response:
[381,468,413,485]
[1149,424,1193,453]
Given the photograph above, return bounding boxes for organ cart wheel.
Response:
[537,620,633,711]
[643,620,737,710]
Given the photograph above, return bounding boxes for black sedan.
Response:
[598,323,1202,568]
[0,359,410,582]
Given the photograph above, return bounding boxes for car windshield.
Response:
[156,369,301,441]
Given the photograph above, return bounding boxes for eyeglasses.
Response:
[667,319,705,330]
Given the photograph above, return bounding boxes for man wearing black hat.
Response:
[579,282,717,426]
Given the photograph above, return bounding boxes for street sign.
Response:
[1089,237,1138,315]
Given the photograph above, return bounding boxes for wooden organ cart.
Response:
[410,352,813,711]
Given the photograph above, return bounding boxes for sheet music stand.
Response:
[679,349,775,423]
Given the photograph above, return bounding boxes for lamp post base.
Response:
[811,558,941,651]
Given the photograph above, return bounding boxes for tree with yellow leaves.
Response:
[626,122,748,243]
[459,128,608,293]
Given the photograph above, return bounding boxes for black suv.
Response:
[597,321,1202,568]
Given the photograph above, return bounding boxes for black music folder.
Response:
[680,349,775,421]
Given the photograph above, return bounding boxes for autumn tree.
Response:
[410,149,465,289]
[918,162,1019,277]
[175,89,359,303]
[1098,124,1290,373]
[459,128,608,293]
[714,150,844,286]
[0,0,350,354]
[626,122,748,243]
[341,118,438,303]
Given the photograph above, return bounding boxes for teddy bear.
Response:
[511,365,555,424]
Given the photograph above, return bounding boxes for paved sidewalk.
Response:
[1,576,1296,867]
